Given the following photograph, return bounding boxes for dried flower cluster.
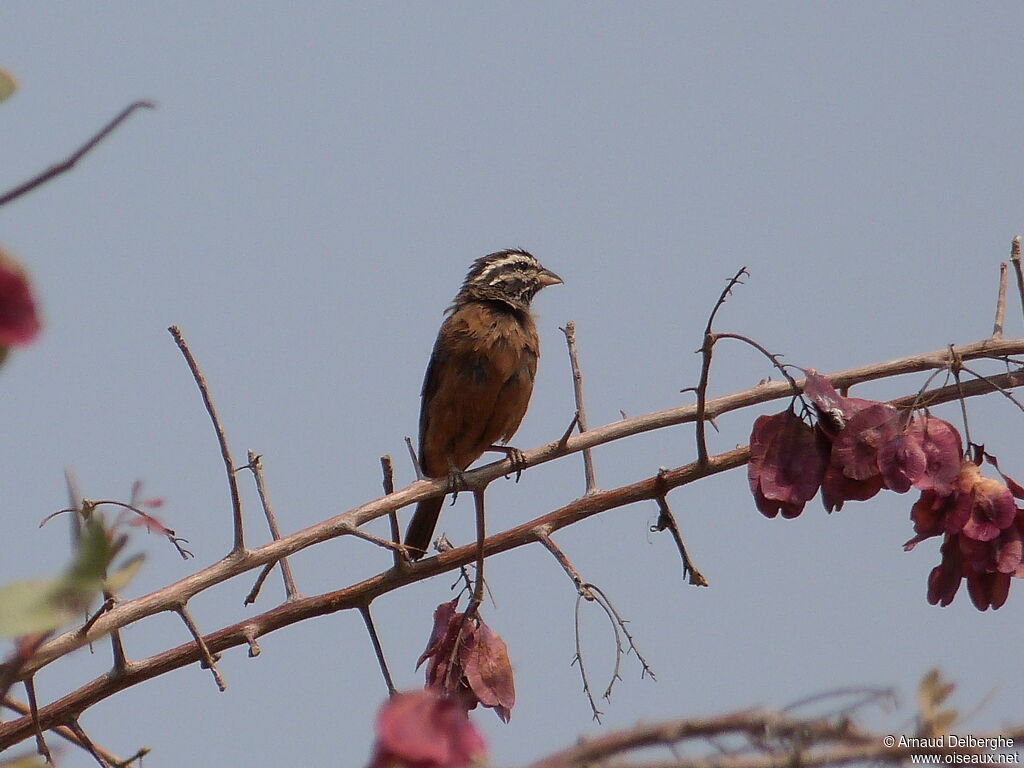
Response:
[368,600,516,767]
[749,372,1024,610]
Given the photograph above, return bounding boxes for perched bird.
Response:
[404,249,563,559]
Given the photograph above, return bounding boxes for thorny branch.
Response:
[561,321,597,494]
[169,326,245,554]
[3,333,1024,748]
[243,451,299,602]
[535,530,653,720]
[3,696,141,767]
[0,101,154,208]
[652,471,708,587]
[695,268,749,465]
[526,708,1024,768]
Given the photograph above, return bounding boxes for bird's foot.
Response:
[446,462,469,505]
[487,444,527,482]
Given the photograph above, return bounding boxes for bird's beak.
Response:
[538,268,563,287]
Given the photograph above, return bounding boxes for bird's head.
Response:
[455,249,562,311]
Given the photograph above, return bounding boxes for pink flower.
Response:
[418,600,516,722]
[0,248,40,348]
[368,690,486,768]
[748,410,827,519]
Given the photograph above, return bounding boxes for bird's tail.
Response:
[404,496,444,560]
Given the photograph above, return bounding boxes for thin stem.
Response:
[652,474,708,587]
[169,326,245,554]
[24,677,51,764]
[380,455,402,567]
[1011,235,1024,327]
[0,101,155,207]
[993,262,1008,339]
[534,528,593,598]
[2,697,135,766]
[246,451,298,599]
[712,333,801,395]
[695,268,749,464]
[561,321,597,493]
[470,490,487,612]
[359,604,396,696]
[175,604,226,692]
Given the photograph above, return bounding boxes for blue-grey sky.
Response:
[2,4,1023,766]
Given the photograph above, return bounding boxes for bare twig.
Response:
[561,321,597,493]
[557,412,581,449]
[0,101,155,208]
[652,471,708,586]
[1011,235,1024,326]
[572,589,604,722]
[534,528,593,598]
[65,718,112,768]
[537,528,652,719]
[958,363,1024,414]
[174,604,226,692]
[169,326,245,554]
[359,604,396,697]
[405,436,425,480]
[243,563,276,607]
[380,455,403,567]
[245,451,298,600]
[2,697,137,766]
[470,490,487,612]
[993,262,1008,339]
[695,268,749,465]
[591,583,655,691]
[72,499,192,559]
[948,345,972,447]
[712,333,802,396]
[24,677,51,764]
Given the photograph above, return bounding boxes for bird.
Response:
[403,249,563,559]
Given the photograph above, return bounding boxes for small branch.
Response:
[651,472,708,587]
[380,455,403,567]
[537,528,653,718]
[1011,235,1024,326]
[79,499,192,559]
[534,528,593,598]
[336,520,406,553]
[169,326,245,555]
[557,412,580,449]
[712,333,801,396]
[2,698,136,766]
[175,604,226,692]
[405,436,425,480]
[470,490,487,612]
[24,677,51,765]
[695,268,749,465]
[589,583,656,690]
[0,100,155,208]
[948,345,972,447]
[358,604,396,696]
[993,262,1008,339]
[243,627,261,658]
[958,363,1024,414]
[245,451,298,600]
[560,321,598,493]
[572,590,604,722]
[65,718,112,768]
[243,563,276,607]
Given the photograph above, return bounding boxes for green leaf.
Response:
[0,578,83,636]
[0,68,16,102]
[0,517,144,637]
[104,553,145,592]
